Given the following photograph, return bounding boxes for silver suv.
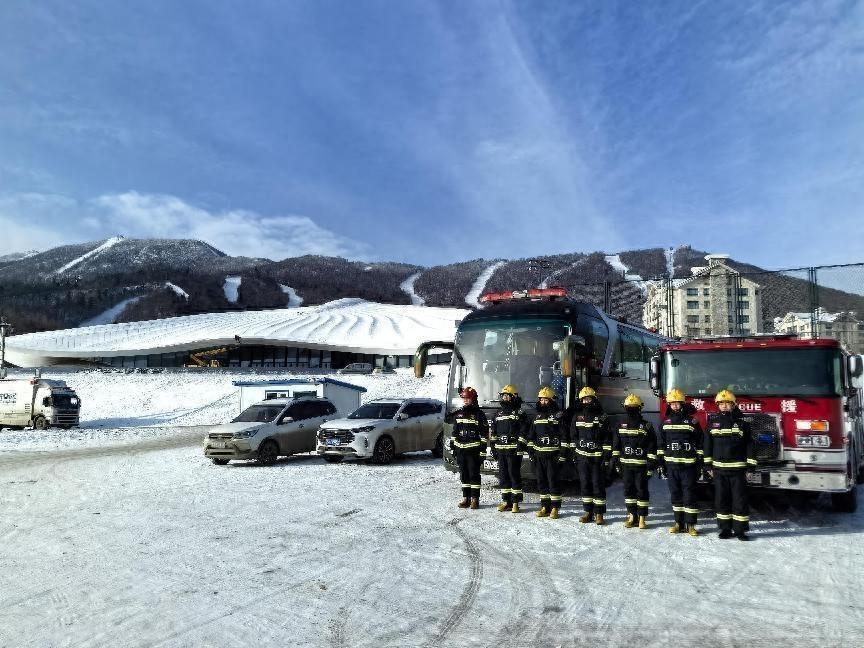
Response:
[316,398,445,464]
[204,397,337,465]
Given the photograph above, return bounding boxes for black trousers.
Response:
[622,466,650,517]
[535,452,562,509]
[577,458,606,514]
[714,469,750,533]
[667,464,699,526]
[456,451,481,499]
[497,453,523,503]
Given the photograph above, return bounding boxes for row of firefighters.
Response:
[450,384,758,541]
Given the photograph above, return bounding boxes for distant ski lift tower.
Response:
[0,318,12,379]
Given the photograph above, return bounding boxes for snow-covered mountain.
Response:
[1,239,862,336]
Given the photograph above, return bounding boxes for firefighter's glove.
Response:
[448,439,456,453]
[702,467,713,481]
[656,463,667,479]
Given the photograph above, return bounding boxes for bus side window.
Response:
[583,316,609,375]
[619,327,646,380]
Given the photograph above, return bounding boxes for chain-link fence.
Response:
[553,262,864,354]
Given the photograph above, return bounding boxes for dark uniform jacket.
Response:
[704,408,757,470]
[490,397,529,455]
[568,403,611,461]
[658,404,703,466]
[612,416,658,468]
[451,404,489,453]
[527,402,564,455]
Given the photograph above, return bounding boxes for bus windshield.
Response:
[662,348,844,398]
[448,318,570,407]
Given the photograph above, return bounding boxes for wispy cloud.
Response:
[0,191,367,261]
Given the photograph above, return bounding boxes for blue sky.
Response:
[0,1,862,267]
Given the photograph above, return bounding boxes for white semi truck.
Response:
[0,378,81,430]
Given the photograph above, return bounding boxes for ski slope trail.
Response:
[465,262,505,308]
[280,284,304,307]
[605,254,648,294]
[540,258,588,288]
[223,276,241,303]
[665,247,677,278]
[79,296,143,327]
[400,272,426,306]
[165,282,189,299]
[55,236,124,274]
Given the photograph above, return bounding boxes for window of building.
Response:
[741,328,751,334]
[740,315,750,324]
[728,314,734,323]
[728,328,734,335]
[705,328,712,335]
[686,288,699,296]
[824,324,833,331]
[727,301,733,310]
[703,288,710,296]
[687,315,699,323]
[687,301,699,309]
[704,315,711,323]
[703,300,710,309]
[738,287,749,296]
[740,301,750,309]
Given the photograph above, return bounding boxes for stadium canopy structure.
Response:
[5,299,468,370]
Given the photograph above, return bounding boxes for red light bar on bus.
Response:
[479,287,567,304]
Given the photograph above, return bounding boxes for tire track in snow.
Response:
[422,518,483,648]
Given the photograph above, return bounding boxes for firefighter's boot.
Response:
[549,507,559,520]
[511,502,520,513]
[497,501,512,513]
[638,515,648,530]
[595,513,605,526]
[536,507,549,518]
[458,498,471,509]
[579,512,594,523]
[718,529,733,539]
[669,523,681,534]
[687,525,699,537]
[470,497,480,510]
[623,513,635,528]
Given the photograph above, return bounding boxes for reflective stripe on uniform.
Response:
[672,505,685,512]
[683,507,699,514]
[454,441,483,449]
[535,418,558,424]
[574,449,603,458]
[713,460,747,469]
[716,513,733,520]
[665,456,696,464]
[663,424,695,430]
[637,500,650,507]
[732,515,750,522]
[497,414,520,421]
[621,458,648,465]
[624,498,637,504]
[710,428,744,436]
[456,418,481,425]
[747,458,758,465]
[592,498,606,505]
[535,446,560,452]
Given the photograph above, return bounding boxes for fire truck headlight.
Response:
[795,435,812,447]
[811,435,831,448]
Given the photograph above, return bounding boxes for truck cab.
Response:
[0,378,81,430]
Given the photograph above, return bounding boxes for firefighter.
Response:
[657,388,703,537]
[449,386,488,510]
[611,393,657,529]
[569,386,611,525]
[490,384,529,513]
[704,390,757,540]
[527,385,565,519]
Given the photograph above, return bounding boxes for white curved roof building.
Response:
[5,299,468,369]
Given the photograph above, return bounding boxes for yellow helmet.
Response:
[537,386,556,400]
[500,384,518,396]
[623,393,644,408]
[666,388,686,403]
[578,386,597,400]
[715,389,736,404]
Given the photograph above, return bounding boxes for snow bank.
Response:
[399,272,425,306]
[165,282,189,299]
[55,236,124,274]
[465,262,505,308]
[223,276,241,303]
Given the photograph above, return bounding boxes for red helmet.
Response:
[460,387,478,402]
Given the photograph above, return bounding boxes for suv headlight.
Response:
[233,428,261,439]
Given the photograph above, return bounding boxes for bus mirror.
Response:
[849,355,863,379]
[559,335,586,378]
[649,356,661,394]
[414,341,455,379]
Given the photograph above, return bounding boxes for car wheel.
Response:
[212,458,230,466]
[431,433,444,458]
[323,455,344,464]
[256,440,279,466]
[372,436,395,465]
[33,416,49,431]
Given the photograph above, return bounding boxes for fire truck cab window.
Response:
[614,326,648,380]
[578,316,609,375]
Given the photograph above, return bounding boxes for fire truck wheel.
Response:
[831,487,858,513]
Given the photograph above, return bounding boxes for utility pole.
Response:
[0,318,11,379]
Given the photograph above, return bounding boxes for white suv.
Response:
[204,397,338,465]
[316,398,445,464]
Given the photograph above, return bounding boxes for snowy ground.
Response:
[1,368,863,647]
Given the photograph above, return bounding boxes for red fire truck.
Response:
[649,335,864,511]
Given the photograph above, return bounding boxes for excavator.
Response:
[184,346,234,368]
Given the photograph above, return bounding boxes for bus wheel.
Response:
[831,487,858,513]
